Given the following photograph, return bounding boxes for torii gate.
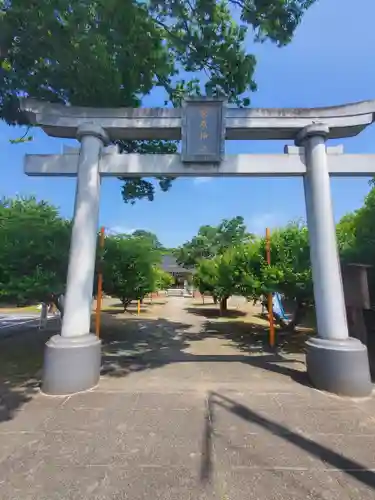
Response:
[21,98,375,397]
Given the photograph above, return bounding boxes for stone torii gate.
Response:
[21,98,375,397]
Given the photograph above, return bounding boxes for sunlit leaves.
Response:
[176,216,253,267]
[101,234,161,308]
[190,218,313,306]
[239,0,316,45]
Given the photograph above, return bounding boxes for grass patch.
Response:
[0,305,40,314]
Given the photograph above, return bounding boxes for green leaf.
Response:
[1,59,11,71]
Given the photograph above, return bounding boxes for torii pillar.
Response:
[43,124,109,394]
[297,124,371,396]
[20,98,374,397]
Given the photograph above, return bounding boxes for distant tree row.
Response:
[0,196,173,308]
[175,216,312,322]
[175,186,375,324]
[2,185,375,318]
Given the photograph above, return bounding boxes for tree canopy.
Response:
[0,0,315,202]
[102,234,161,309]
[193,242,262,312]
[191,220,313,315]
[176,216,253,267]
[260,222,312,305]
[336,186,375,298]
[0,196,71,304]
[131,230,164,251]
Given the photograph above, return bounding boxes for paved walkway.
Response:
[0,312,58,338]
[1,297,375,499]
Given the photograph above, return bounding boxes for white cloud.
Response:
[246,213,282,236]
[106,225,136,236]
[193,177,213,185]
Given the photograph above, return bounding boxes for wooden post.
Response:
[95,227,105,338]
[137,299,141,316]
[266,228,275,348]
[39,302,48,330]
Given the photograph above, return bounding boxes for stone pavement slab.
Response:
[218,469,375,500]
[1,389,375,499]
[0,390,67,432]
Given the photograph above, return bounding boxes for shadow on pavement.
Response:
[102,299,167,316]
[0,379,40,424]
[0,307,309,423]
[0,321,59,424]
[201,391,375,490]
[100,315,309,388]
[191,319,312,355]
[100,316,193,377]
[185,307,247,319]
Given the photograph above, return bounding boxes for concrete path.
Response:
[0,313,58,338]
[1,297,375,499]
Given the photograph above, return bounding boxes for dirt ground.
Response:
[0,295,313,384]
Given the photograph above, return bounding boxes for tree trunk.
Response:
[219,296,228,315]
[213,295,218,305]
[286,300,307,331]
[122,299,131,312]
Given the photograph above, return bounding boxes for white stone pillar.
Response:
[296,124,371,397]
[42,123,109,395]
[300,124,348,340]
[62,124,108,337]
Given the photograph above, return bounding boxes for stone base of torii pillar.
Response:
[42,334,101,395]
[305,337,371,397]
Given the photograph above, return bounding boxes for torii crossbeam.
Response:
[25,147,375,177]
[21,98,375,398]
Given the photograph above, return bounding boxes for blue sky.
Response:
[1,0,375,247]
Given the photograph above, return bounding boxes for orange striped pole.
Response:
[266,228,275,348]
[95,227,105,338]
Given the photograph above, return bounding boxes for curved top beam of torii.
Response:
[20,98,375,141]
